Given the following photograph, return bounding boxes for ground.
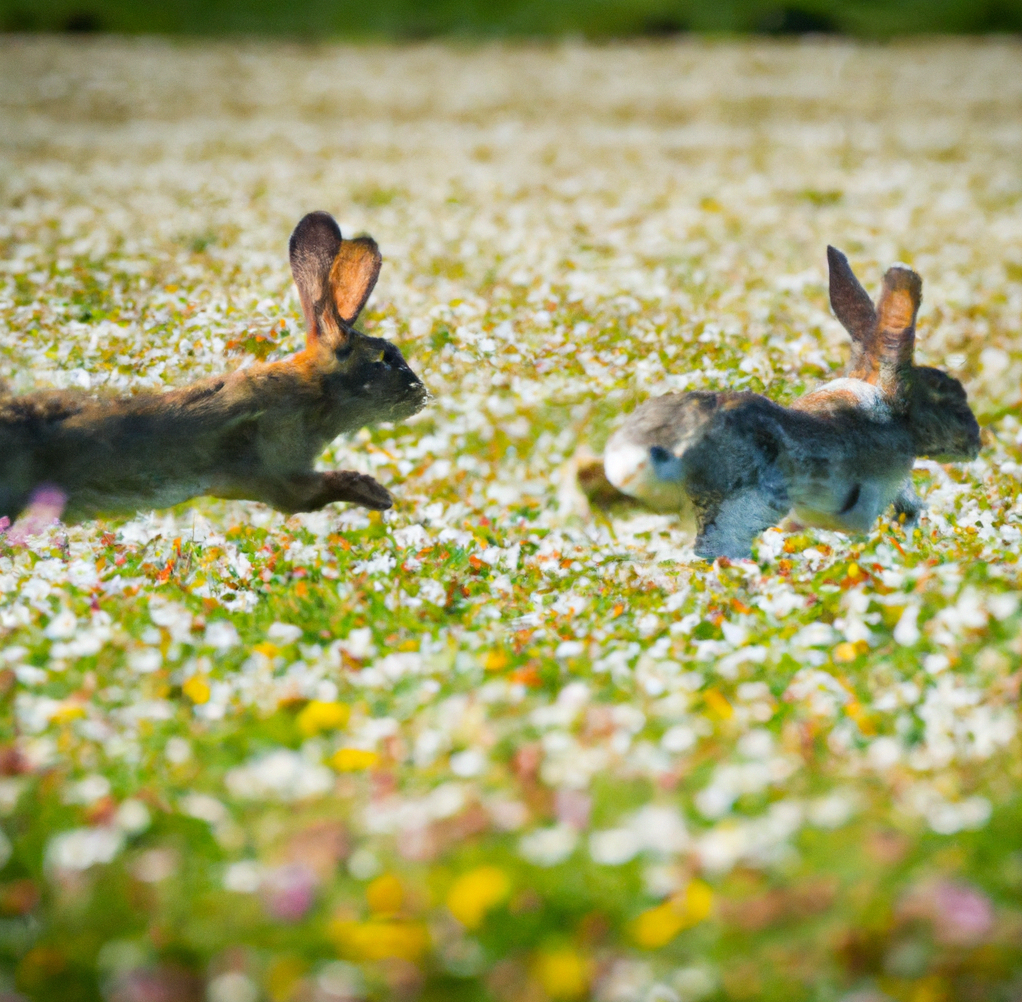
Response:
[1,36,1022,1002]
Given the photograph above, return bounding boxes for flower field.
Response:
[2,36,1022,1002]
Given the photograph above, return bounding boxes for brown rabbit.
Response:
[0,212,429,526]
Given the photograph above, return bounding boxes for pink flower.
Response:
[261,863,318,922]
[900,878,994,946]
[107,965,201,1002]
[5,484,67,545]
[555,789,592,830]
[930,880,994,945]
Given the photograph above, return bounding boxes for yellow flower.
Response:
[703,689,733,719]
[631,880,714,949]
[51,704,87,724]
[483,650,508,671]
[182,676,210,705]
[366,873,404,915]
[534,948,591,1000]
[296,700,350,737]
[833,641,858,663]
[265,956,306,1002]
[330,748,379,772]
[446,866,511,928]
[328,918,429,962]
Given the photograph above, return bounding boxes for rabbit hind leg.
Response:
[694,486,790,560]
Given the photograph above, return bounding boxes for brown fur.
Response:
[829,246,921,394]
[0,212,429,525]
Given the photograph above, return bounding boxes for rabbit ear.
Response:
[874,264,921,394]
[328,235,382,325]
[827,246,877,342]
[289,212,344,345]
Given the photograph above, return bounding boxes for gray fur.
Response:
[0,212,429,525]
[603,249,980,560]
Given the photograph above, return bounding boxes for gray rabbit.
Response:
[0,212,428,526]
[602,247,980,559]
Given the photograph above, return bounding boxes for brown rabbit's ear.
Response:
[290,212,344,344]
[328,236,382,326]
[874,264,921,394]
[827,246,877,343]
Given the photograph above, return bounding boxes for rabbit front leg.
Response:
[893,478,924,526]
[283,471,393,513]
[693,486,790,560]
[831,481,884,534]
[226,472,393,513]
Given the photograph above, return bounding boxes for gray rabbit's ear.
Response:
[827,246,877,342]
[328,235,382,326]
[875,264,921,393]
[290,212,344,344]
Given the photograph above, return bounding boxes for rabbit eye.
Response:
[376,350,386,363]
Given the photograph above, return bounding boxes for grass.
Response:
[1,0,1022,38]
[1,35,1022,1002]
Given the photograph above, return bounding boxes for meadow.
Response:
[1,36,1022,1002]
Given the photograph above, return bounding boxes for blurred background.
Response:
[2,0,1021,38]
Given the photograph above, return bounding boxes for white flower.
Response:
[661,725,697,754]
[225,750,332,802]
[394,524,429,549]
[204,620,240,650]
[267,622,302,645]
[46,827,124,871]
[519,824,578,866]
[116,799,151,834]
[128,647,163,674]
[807,791,858,829]
[223,860,264,893]
[893,603,921,646]
[67,560,99,589]
[590,828,641,865]
[419,580,446,606]
[449,749,486,777]
[340,627,375,659]
[64,775,111,805]
[181,793,229,825]
[149,598,194,641]
[45,608,78,640]
[165,737,192,764]
[207,971,258,1002]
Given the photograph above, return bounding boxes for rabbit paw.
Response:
[319,470,393,511]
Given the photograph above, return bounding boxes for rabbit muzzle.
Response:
[906,367,981,463]
[343,334,429,425]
